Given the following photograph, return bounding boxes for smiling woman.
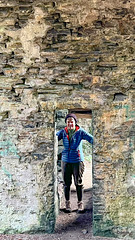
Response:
[55,110,93,213]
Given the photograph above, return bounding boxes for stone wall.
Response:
[0,0,135,238]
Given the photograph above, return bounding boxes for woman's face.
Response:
[66,117,76,130]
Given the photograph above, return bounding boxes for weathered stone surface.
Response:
[0,0,135,238]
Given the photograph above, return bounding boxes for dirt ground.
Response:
[0,189,122,240]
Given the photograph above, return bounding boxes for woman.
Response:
[56,113,93,213]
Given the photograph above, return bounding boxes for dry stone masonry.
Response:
[0,0,135,238]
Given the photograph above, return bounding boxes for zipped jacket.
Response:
[56,125,93,163]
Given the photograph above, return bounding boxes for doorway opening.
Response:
[54,108,93,232]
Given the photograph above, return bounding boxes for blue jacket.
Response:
[56,125,93,163]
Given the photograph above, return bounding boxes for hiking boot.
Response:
[77,201,84,213]
[65,200,71,213]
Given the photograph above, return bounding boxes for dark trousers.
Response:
[61,161,84,202]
